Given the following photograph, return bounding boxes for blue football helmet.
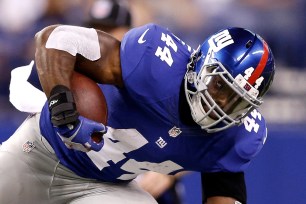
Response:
[185,27,275,133]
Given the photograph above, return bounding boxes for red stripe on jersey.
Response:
[248,41,269,85]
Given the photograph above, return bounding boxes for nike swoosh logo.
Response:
[138,28,150,44]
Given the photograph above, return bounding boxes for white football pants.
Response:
[0,113,157,204]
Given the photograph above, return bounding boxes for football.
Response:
[71,72,108,142]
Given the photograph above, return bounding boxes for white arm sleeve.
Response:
[46,25,101,61]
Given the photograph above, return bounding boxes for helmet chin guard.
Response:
[184,27,275,133]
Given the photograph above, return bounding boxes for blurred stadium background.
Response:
[0,0,305,203]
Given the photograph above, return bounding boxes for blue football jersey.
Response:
[40,23,267,182]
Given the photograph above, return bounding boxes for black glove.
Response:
[48,85,79,126]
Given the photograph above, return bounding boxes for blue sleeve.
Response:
[120,23,154,79]
[120,23,192,103]
[234,117,267,170]
[217,110,267,172]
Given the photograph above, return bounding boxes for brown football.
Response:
[70,71,108,143]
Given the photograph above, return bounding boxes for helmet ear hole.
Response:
[245,40,253,48]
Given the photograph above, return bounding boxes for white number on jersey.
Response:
[87,128,183,180]
[155,46,173,66]
[243,109,262,133]
[155,33,178,67]
[161,33,177,51]
[118,159,183,180]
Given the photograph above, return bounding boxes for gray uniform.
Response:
[0,114,157,204]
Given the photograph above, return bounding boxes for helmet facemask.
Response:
[185,60,263,133]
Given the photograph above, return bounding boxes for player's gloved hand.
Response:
[54,116,107,152]
[48,85,106,152]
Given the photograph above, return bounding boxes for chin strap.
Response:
[185,46,202,86]
[186,45,201,72]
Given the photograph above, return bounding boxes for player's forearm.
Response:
[35,25,76,97]
[35,25,123,97]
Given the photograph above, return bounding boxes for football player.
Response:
[0,23,274,204]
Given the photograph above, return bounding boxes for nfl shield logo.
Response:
[168,126,182,137]
[22,141,35,153]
